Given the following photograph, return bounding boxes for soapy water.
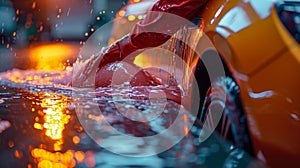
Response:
[0,65,260,168]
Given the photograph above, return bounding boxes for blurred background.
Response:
[0,0,132,72]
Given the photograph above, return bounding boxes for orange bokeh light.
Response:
[72,136,80,145]
[118,10,125,17]
[29,44,77,71]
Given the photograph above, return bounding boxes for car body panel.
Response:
[197,0,300,166]
[245,48,300,166]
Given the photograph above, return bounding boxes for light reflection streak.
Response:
[40,95,70,141]
[31,92,85,168]
[248,90,274,99]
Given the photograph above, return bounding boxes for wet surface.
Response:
[0,69,258,168]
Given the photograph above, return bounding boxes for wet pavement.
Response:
[0,70,260,168]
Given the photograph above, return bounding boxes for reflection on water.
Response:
[31,148,76,168]
[0,84,97,167]
[31,92,75,167]
[38,94,70,143]
[0,69,91,168]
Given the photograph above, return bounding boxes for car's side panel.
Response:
[246,49,300,167]
[196,0,300,166]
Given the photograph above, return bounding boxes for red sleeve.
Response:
[119,0,208,57]
[100,0,208,67]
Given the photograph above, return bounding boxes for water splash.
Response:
[167,25,202,94]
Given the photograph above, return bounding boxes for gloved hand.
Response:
[73,0,209,87]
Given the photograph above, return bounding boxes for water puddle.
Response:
[0,68,256,167]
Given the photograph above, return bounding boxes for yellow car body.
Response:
[197,0,300,166]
